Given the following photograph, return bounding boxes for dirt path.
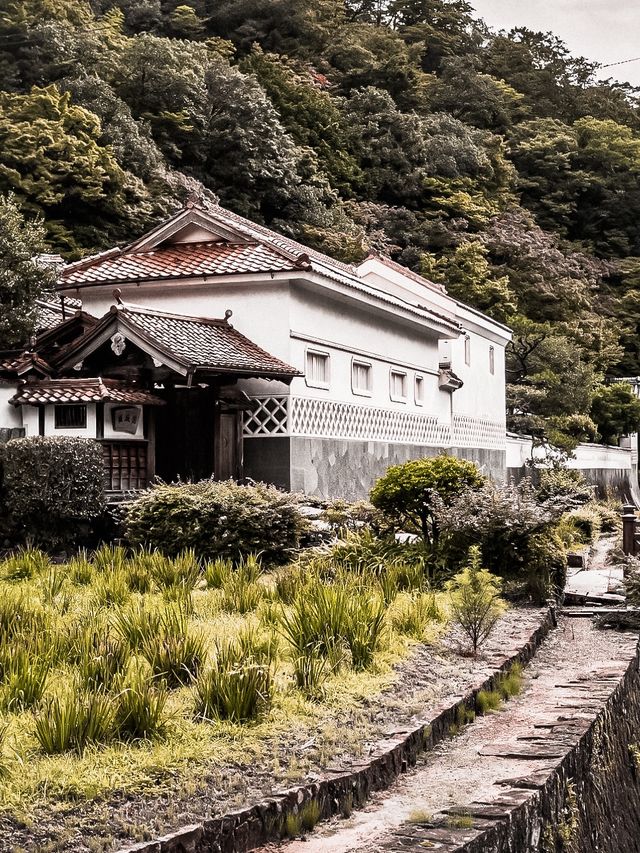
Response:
[267,618,637,853]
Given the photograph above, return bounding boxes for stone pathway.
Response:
[565,535,624,602]
[265,619,637,853]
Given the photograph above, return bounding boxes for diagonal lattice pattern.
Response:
[244,396,505,450]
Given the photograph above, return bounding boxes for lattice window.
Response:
[243,396,289,436]
[452,414,505,449]
[102,441,147,492]
[290,397,451,446]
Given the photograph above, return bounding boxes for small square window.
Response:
[489,346,495,375]
[55,404,87,429]
[464,335,471,366]
[352,360,372,396]
[390,369,407,401]
[415,375,424,405]
[306,350,330,388]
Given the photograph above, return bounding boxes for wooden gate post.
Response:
[622,504,637,556]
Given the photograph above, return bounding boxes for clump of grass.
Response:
[33,688,115,754]
[115,660,168,741]
[140,607,206,687]
[0,646,50,711]
[92,543,128,574]
[274,565,306,604]
[204,558,233,589]
[40,565,67,604]
[407,808,433,824]
[76,630,130,691]
[292,647,330,699]
[391,592,442,639]
[344,596,386,670]
[447,812,473,829]
[68,550,93,585]
[123,552,154,594]
[0,589,44,644]
[498,662,523,699]
[2,547,51,581]
[235,625,279,667]
[220,572,263,614]
[475,689,502,715]
[113,601,163,650]
[299,800,321,831]
[93,569,131,607]
[149,549,201,592]
[194,642,272,723]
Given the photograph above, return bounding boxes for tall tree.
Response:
[0,194,54,349]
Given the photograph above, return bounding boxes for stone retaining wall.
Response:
[118,608,556,853]
[444,634,640,853]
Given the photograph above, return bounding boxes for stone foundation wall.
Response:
[291,438,506,500]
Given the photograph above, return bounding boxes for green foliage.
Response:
[194,641,272,723]
[3,437,105,545]
[475,688,502,714]
[535,469,594,507]
[591,383,640,446]
[0,193,54,347]
[370,455,484,545]
[124,480,305,565]
[441,480,567,600]
[446,546,505,656]
[114,660,168,741]
[34,688,115,754]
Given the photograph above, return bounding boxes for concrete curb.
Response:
[118,607,557,853]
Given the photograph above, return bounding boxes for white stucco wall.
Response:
[0,383,22,430]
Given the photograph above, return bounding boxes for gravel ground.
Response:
[0,608,546,853]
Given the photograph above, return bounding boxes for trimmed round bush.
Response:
[370,455,485,543]
[124,480,306,564]
[3,437,105,544]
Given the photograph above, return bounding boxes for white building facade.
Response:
[3,202,511,499]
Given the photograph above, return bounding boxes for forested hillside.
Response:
[3,0,640,448]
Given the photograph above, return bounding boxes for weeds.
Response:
[498,662,523,699]
[194,642,271,723]
[140,608,206,687]
[0,646,50,710]
[115,661,168,741]
[475,689,502,714]
[391,592,442,639]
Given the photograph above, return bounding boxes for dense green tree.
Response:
[0,193,55,349]
[591,383,640,446]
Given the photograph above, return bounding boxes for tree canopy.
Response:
[2,0,640,446]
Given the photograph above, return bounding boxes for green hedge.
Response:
[3,437,105,544]
[124,480,306,564]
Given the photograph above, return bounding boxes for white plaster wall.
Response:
[21,406,38,437]
[76,279,294,364]
[506,434,632,472]
[288,284,449,418]
[0,384,22,429]
[449,330,507,426]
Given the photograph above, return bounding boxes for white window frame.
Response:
[389,368,408,403]
[489,345,495,375]
[414,374,425,406]
[464,335,471,366]
[351,358,372,397]
[305,348,330,389]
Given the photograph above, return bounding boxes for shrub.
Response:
[441,480,563,601]
[535,469,594,507]
[124,480,306,565]
[370,455,484,545]
[446,547,505,656]
[523,531,567,601]
[3,437,105,545]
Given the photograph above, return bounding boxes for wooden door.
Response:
[215,411,242,481]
